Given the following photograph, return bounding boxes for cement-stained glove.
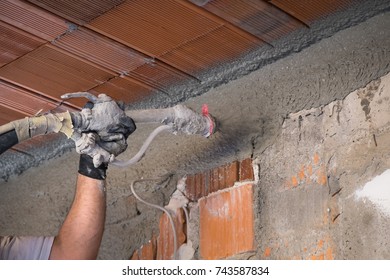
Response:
[73,97,136,180]
[76,124,135,180]
[77,130,135,180]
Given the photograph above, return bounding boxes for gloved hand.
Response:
[97,113,136,156]
[69,94,136,180]
[77,120,136,180]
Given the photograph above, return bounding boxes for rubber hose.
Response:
[0,129,19,155]
[111,125,171,167]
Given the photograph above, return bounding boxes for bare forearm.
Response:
[49,174,106,260]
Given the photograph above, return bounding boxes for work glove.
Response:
[74,97,136,180]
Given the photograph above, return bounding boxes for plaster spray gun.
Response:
[0,92,216,167]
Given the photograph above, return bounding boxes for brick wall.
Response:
[130,158,256,260]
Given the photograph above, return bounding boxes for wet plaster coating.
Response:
[0,9,390,259]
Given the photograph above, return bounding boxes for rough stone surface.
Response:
[255,73,390,259]
[0,8,390,259]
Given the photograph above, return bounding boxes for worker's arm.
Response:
[48,105,135,260]
[49,174,106,260]
[49,154,108,260]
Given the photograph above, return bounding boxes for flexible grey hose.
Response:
[130,178,178,260]
[111,125,172,167]
[126,108,175,124]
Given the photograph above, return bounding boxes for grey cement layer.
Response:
[0,10,390,259]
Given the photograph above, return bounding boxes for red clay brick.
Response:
[217,166,226,191]
[157,208,186,260]
[185,173,210,201]
[202,170,210,198]
[210,168,220,193]
[206,170,213,191]
[138,237,157,260]
[192,174,199,201]
[185,175,196,201]
[239,158,254,181]
[186,159,254,201]
[225,161,239,188]
[195,173,204,200]
[199,184,255,260]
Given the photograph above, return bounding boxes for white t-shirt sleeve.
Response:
[0,236,54,260]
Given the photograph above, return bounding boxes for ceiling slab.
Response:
[0,104,26,125]
[27,0,127,24]
[91,76,154,104]
[269,0,354,24]
[0,80,71,119]
[0,44,115,107]
[0,21,45,67]
[1,0,69,40]
[201,0,304,43]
